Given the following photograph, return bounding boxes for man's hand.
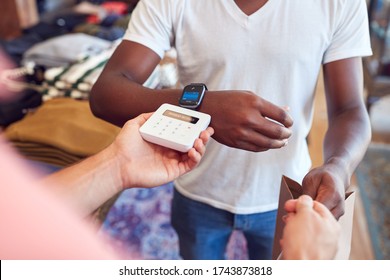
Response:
[280,195,341,260]
[301,163,347,219]
[113,113,214,189]
[202,90,293,152]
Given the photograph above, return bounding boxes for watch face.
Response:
[179,84,206,108]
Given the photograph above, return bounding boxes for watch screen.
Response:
[182,91,200,101]
[179,84,206,108]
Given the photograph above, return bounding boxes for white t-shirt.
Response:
[124,0,372,214]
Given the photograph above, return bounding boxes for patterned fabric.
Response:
[41,44,119,100]
[99,183,248,260]
[356,143,390,260]
[1,51,169,102]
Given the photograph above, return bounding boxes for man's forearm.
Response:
[90,73,182,127]
[42,146,124,217]
[323,105,371,188]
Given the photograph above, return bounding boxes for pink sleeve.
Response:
[0,138,119,260]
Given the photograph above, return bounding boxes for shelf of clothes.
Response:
[0,0,178,169]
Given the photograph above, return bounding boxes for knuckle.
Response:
[266,138,277,148]
[246,93,261,107]
[279,110,292,126]
[240,115,253,125]
[273,125,285,139]
[233,126,248,139]
[280,110,288,121]
[302,174,314,187]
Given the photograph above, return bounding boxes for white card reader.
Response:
[139,103,211,152]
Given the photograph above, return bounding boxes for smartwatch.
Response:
[179,83,207,109]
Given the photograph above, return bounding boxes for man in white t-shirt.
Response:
[90,0,372,259]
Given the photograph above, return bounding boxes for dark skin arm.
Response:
[302,57,371,219]
[90,40,293,152]
[90,41,179,124]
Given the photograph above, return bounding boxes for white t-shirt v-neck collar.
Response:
[223,0,276,26]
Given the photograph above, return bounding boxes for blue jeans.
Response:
[171,189,277,260]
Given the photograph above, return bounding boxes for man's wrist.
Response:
[324,157,351,189]
[101,143,129,193]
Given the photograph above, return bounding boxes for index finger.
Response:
[260,99,293,128]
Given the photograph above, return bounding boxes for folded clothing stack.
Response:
[40,40,118,100]
[40,51,161,100]
[4,98,120,167]
[3,33,165,102]
[21,33,112,68]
